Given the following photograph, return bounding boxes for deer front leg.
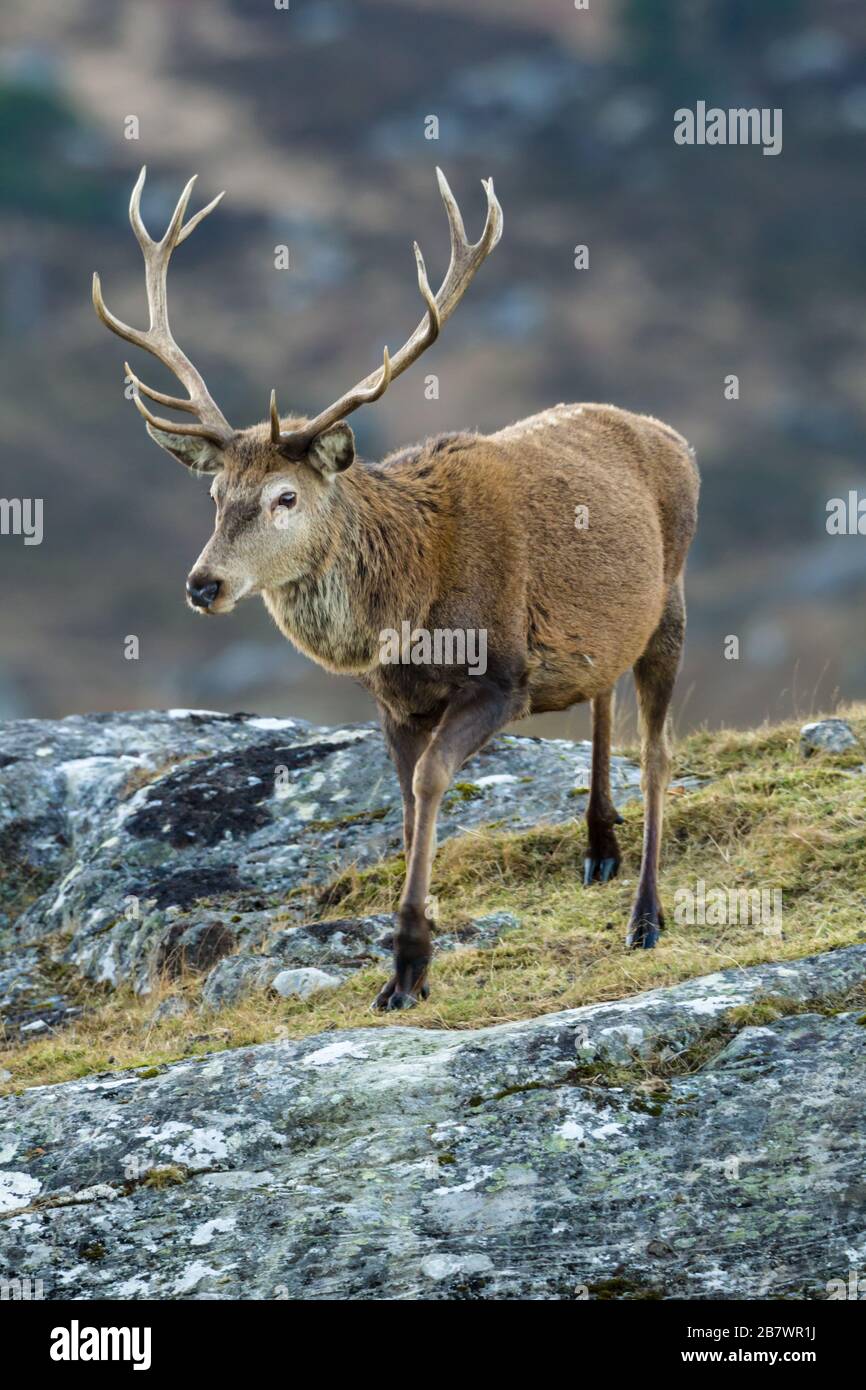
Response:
[374,681,513,1012]
[380,711,431,859]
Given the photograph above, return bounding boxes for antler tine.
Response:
[435,166,469,255]
[177,189,226,246]
[161,174,198,251]
[275,168,502,456]
[92,271,149,352]
[376,345,394,394]
[270,389,282,444]
[357,346,393,403]
[128,165,152,249]
[124,361,198,414]
[93,167,233,445]
[127,377,231,439]
[434,169,503,324]
[413,243,440,346]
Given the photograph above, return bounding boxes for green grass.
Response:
[2,705,865,1095]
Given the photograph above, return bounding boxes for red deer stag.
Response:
[94,167,699,1010]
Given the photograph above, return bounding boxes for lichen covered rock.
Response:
[1,944,864,1300]
[0,709,658,1029]
[800,717,859,756]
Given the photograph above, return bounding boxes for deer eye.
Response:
[274,491,297,510]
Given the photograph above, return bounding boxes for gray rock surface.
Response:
[0,709,671,1031]
[800,717,859,756]
[0,948,81,1038]
[269,967,343,999]
[1,944,864,1300]
[149,995,191,1024]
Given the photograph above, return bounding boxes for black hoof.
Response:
[626,913,663,949]
[387,990,419,1011]
[584,813,622,887]
[372,976,430,1013]
[584,855,620,886]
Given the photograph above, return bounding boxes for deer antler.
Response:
[272,167,503,458]
[93,166,234,446]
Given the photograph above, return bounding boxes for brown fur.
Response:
[254,403,697,711]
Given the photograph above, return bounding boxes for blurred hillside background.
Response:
[1,0,865,738]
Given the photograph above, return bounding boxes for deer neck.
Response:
[261,459,441,675]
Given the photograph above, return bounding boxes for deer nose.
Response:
[186,574,221,609]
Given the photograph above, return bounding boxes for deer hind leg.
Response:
[373,680,515,1012]
[583,687,623,885]
[627,577,686,949]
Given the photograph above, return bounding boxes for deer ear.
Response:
[307,422,355,476]
[145,423,223,475]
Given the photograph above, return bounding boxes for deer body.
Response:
[262,402,695,715]
[94,168,699,1010]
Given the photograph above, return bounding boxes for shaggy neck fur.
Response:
[261,453,444,675]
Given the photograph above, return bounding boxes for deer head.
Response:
[93,166,502,614]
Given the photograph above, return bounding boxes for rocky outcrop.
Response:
[1,945,865,1300]
[4,710,857,1037]
[2,711,864,1301]
[0,709,669,1033]
[800,717,860,756]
